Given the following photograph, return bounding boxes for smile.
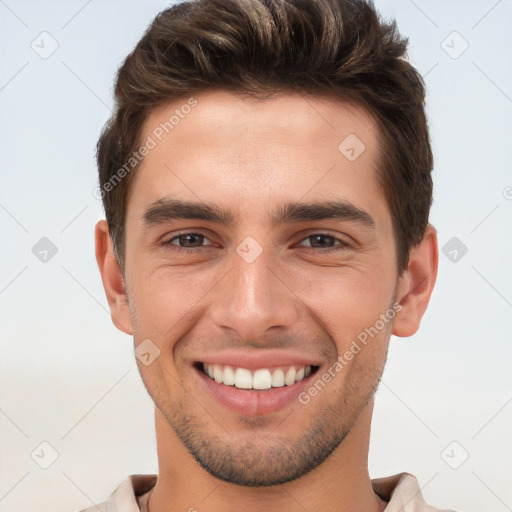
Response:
[202,363,316,390]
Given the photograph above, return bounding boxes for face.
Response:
[120,90,404,485]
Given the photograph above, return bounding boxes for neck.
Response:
[148,400,387,512]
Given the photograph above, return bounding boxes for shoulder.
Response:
[372,472,463,512]
[69,474,157,512]
[74,505,107,512]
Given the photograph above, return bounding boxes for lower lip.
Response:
[195,367,314,416]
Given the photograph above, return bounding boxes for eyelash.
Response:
[161,232,351,254]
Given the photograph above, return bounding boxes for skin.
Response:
[96,90,438,512]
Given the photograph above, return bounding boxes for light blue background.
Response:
[1,1,511,511]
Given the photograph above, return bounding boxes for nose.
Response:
[208,243,300,343]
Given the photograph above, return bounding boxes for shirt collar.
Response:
[106,472,441,512]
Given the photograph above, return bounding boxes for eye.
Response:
[160,231,352,255]
[161,232,214,252]
[297,233,352,254]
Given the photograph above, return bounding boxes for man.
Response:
[86,0,458,510]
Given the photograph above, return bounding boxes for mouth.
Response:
[199,363,318,390]
[193,359,320,415]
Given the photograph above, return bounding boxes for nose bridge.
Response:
[209,240,299,340]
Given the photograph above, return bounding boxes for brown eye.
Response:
[298,233,352,254]
[162,232,214,252]
[173,233,205,247]
[306,234,337,248]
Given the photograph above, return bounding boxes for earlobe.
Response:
[392,224,438,338]
[95,220,133,335]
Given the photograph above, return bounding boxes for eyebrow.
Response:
[142,198,375,230]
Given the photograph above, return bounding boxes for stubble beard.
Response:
[149,357,386,487]
[136,294,396,487]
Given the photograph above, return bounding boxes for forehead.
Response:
[141,89,379,153]
[128,89,385,224]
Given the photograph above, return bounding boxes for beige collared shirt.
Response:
[74,472,461,512]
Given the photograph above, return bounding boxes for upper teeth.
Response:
[203,364,312,390]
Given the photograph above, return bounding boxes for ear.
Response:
[392,224,438,337]
[95,220,133,335]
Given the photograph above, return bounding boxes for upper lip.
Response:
[195,349,323,371]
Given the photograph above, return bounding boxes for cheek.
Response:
[127,267,226,380]
[289,265,396,346]
[128,240,397,347]
[129,268,207,334]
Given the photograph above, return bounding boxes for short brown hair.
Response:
[96,0,433,274]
